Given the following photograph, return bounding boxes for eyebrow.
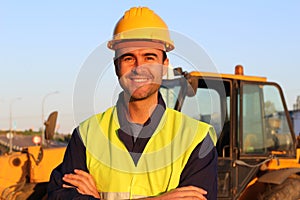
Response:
[120,53,134,58]
[120,52,159,58]
[143,53,159,58]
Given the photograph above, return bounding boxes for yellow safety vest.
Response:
[79,106,216,200]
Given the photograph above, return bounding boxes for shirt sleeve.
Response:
[179,134,218,200]
[47,128,99,200]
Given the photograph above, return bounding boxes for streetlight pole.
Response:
[41,91,59,146]
[9,97,21,154]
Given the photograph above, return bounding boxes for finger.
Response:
[63,172,99,198]
[62,184,75,189]
[62,174,83,187]
[174,192,207,200]
[76,184,100,198]
[63,172,91,186]
[63,176,95,196]
[177,186,207,195]
[169,187,207,200]
[63,173,91,190]
[171,193,207,200]
[74,169,97,188]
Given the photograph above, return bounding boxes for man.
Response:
[48,6,217,200]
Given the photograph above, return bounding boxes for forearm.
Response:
[47,128,91,199]
[179,135,218,199]
[135,186,208,200]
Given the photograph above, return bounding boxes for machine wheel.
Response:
[15,182,47,200]
[259,176,300,200]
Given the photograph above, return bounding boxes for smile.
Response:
[129,75,153,83]
[131,78,150,82]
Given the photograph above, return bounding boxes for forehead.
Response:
[114,40,165,58]
[115,47,163,58]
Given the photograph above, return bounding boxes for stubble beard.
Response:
[123,83,160,102]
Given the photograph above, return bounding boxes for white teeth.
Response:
[132,78,148,82]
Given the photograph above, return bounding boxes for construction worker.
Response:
[48,7,217,200]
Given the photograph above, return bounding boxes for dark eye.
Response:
[122,56,135,63]
[145,56,155,62]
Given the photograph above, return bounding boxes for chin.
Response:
[129,90,158,101]
[125,84,160,101]
[129,93,151,101]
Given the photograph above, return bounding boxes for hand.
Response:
[146,186,207,200]
[62,169,100,199]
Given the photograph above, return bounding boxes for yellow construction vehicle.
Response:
[161,65,300,199]
[0,112,66,200]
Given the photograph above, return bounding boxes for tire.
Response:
[259,176,300,200]
[15,182,47,200]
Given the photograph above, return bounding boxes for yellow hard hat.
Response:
[107,7,174,52]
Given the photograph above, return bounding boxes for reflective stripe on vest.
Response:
[99,192,146,200]
[79,107,217,199]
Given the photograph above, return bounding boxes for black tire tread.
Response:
[259,176,300,200]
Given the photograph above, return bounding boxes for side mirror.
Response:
[44,111,58,140]
[183,73,198,97]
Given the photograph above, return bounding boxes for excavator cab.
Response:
[161,65,300,199]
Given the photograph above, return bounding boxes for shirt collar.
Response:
[116,91,166,134]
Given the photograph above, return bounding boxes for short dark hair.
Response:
[162,51,167,62]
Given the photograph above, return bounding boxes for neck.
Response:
[124,92,159,124]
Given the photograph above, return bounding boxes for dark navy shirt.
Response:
[47,93,218,199]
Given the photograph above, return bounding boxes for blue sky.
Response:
[1,1,300,133]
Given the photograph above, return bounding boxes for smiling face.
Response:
[115,48,169,101]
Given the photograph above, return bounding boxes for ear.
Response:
[114,59,121,78]
[162,58,169,76]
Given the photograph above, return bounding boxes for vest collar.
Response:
[116,91,166,134]
[116,92,166,165]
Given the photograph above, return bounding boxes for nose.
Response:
[134,56,145,68]
[131,56,145,74]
